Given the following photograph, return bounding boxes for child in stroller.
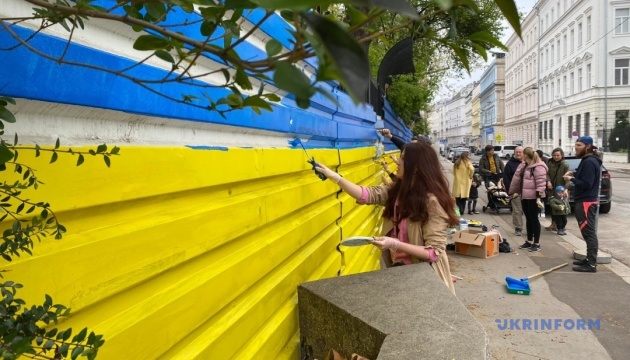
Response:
[483,178,512,214]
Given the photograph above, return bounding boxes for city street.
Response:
[469,153,630,268]
[441,153,630,359]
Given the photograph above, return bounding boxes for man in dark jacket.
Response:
[564,136,601,273]
[503,146,524,236]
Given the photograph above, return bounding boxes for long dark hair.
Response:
[383,142,459,227]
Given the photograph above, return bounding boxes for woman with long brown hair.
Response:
[315,142,459,294]
[452,151,474,215]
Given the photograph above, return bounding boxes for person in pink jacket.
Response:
[508,147,549,252]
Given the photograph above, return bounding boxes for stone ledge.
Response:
[298,264,489,359]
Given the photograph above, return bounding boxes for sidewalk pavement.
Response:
[441,158,630,360]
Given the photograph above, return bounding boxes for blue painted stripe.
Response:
[0,25,389,149]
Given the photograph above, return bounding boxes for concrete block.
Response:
[298,264,488,360]
[572,249,612,264]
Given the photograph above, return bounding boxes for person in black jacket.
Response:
[379,128,407,150]
[503,146,524,236]
[478,145,505,186]
[563,136,602,273]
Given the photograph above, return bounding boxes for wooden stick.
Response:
[525,263,569,281]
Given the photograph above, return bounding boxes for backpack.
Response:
[499,239,512,253]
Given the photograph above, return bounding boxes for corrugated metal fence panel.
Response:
[1,146,386,359]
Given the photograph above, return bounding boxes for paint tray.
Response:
[505,276,531,295]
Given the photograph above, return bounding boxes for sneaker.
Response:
[515,229,522,236]
[573,263,597,272]
[559,229,567,235]
[473,210,480,214]
[519,241,532,249]
[529,244,541,252]
[573,258,588,266]
[468,211,473,215]
[557,230,563,236]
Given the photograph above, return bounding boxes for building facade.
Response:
[471,83,481,148]
[504,9,539,147]
[479,54,506,147]
[536,0,630,153]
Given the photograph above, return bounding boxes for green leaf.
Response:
[243,96,273,111]
[234,68,253,90]
[76,154,84,166]
[436,0,453,10]
[302,12,369,103]
[13,133,17,146]
[50,152,58,164]
[104,156,111,168]
[0,145,14,164]
[273,61,315,99]
[470,42,488,61]
[0,97,16,105]
[468,31,508,51]
[346,6,369,27]
[265,93,281,102]
[96,144,107,153]
[448,43,470,74]
[144,2,166,19]
[220,69,230,84]
[200,19,217,36]
[296,97,310,109]
[74,328,87,343]
[71,346,84,360]
[154,50,175,63]
[55,137,60,149]
[494,0,521,37]
[0,108,16,124]
[110,146,120,155]
[35,144,41,157]
[265,39,282,56]
[133,35,169,51]
[254,0,419,19]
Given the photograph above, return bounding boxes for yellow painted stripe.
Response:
[4,145,390,359]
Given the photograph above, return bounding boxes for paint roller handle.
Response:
[308,158,328,181]
[524,262,569,281]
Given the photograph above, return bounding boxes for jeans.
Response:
[574,201,599,265]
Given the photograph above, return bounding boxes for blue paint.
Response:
[186,145,229,151]
[0,23,410,150]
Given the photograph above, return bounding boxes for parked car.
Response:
[493,145,518,159]
[563,156,612,214]
[451,148,470,163]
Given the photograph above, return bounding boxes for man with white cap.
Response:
[563,136,601,272]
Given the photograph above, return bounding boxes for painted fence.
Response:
[0,2,409,358]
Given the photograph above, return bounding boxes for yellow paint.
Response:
[3,145,386,359]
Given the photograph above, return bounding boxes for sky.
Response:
[436,0,538,100]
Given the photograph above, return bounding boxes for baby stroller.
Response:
[482,177,512,214]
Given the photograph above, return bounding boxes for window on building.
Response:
[616,8,630,35]
[617,110,630,127]
[546,48,550,68]
[546,14,549,30]
[557,2,561,18]
[541,53,545,70]
[570,29,575,52]
[552,9,555,23]
[586,63,592,88]
[544,121,548,139]
[587,16,592,42]
[550,119,554,139]
[563,34,567,57]
[568,116,573,138]
[542,18,545,32]
[615,59,629,85]
[539,122,543,139]
[546,84,550,103]
[557,79,561,96]
[551,82,555,99]
[570,72,575,94]
[576,114,581,135]
[564,75,568,95]
[584,113,590,136]
[551,45,555,64]
[578,23,583,48]
[578,68,583,92]
[557,40,561,60]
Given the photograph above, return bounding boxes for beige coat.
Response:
[452,161,474,198]
[360,185,456,295]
